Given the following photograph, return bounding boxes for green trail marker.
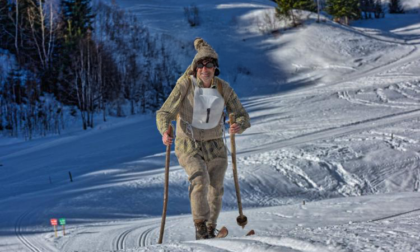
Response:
[59,218,66,235]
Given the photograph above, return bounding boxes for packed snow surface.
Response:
[1,0,420,251]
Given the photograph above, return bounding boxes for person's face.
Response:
[197,59,215,83]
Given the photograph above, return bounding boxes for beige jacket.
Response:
[156,75,250,141]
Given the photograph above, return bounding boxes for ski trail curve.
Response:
[115,227,136,251]
[138,226,157,247]
[14,209,42,252]
[114,221,160,250]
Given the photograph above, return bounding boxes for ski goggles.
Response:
[197,62,215,69]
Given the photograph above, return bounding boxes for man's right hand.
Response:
[162,128,173,146]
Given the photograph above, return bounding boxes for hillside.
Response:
[1,1,420,251]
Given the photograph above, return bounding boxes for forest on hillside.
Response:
[0,0,184,139]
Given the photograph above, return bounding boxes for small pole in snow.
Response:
[69,172,73,182]
[317,0,320,23]
[50,219,58,237]
[303,200,306,205]
[59,218,66,236]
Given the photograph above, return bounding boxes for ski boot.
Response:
[207,225,216,239]
[194,220,209,240]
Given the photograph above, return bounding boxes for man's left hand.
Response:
[229,123,241,134]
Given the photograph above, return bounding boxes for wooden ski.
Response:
[246,229,255,236]
[216,226,229,238]
[215,227,255,238]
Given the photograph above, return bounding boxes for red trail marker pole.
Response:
[50,219,58,237]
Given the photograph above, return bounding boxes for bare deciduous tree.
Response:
[26,0,59,70]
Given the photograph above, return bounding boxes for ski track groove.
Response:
[339,89,419,109]
[344,46,418,83]
[138,226,156,247]
[114,222,159,250]
[370,208,420,223]
[115,227,136,251]
[15,209,42,252]
[367,157,419,190]
[345,205,420,227]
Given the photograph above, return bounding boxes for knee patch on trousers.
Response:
[189,171,210,185]
[209,185,224,198]
[189,171,203,182]
[188,171,209,199]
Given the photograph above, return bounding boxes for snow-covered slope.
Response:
[404,0,420,11]
[1,1,420,251]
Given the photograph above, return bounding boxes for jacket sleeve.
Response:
[225,86,251,134]
[156,78,188,135]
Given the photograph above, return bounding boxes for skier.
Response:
[156,38,250,240]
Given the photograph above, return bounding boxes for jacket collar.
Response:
[197,77,216,89]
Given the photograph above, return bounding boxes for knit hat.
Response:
[187,38,220,76]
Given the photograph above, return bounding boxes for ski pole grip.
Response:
[229,113,236,126]
[168,124,173,137]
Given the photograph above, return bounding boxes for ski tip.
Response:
[216,226,229,238]
[246,229,255,236]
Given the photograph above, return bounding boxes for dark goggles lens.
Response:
[197,62,215,69]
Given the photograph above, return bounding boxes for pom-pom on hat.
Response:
[187,38,220,76]
[193,38,218,61]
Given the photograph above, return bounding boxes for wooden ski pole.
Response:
[158,124,173,244]
[229,114,248,228]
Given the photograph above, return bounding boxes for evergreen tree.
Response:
[388,0,404,14]
[59,0,95,105]
[325,0,360,25]
[275,0,317,27]
[61,0,95,49]
[374,0,384,18]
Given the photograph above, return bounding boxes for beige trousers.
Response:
[176,139,228,227]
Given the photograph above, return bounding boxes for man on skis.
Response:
[156,38,250,240]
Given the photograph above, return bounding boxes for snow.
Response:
[1,1,420,251]
[404,0,420,11]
